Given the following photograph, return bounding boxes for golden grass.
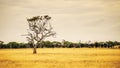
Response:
[0,48,120,68]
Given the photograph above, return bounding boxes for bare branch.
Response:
[26,15,56,45]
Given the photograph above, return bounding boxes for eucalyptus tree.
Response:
[26,15,56,54]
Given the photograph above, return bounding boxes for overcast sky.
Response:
[0,0,120,43]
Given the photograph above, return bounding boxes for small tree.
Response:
[26,15,56,54]
[0,41,4,48]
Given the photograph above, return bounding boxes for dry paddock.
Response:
[0,48,120,68]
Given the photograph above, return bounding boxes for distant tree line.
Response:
[0,40,120,48]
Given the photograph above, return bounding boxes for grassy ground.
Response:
[0,48,120,68]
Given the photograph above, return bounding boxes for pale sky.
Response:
[0,0,120,43]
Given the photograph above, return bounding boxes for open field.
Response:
[0,48,120,68]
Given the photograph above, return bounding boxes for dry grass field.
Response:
[0,48,120,68]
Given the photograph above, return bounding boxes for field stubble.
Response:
[0,48,120,68]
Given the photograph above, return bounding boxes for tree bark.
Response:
[33,42,39,54]
[33,43,37,54]
[33,45,37,54]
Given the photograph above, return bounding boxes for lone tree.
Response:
[26,15,56,54]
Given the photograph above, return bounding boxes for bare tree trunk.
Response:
[33,44,37,54]
[33,46,37,54]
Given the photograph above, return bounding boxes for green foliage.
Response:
[0,40,120,48]
[7,42,20,48]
